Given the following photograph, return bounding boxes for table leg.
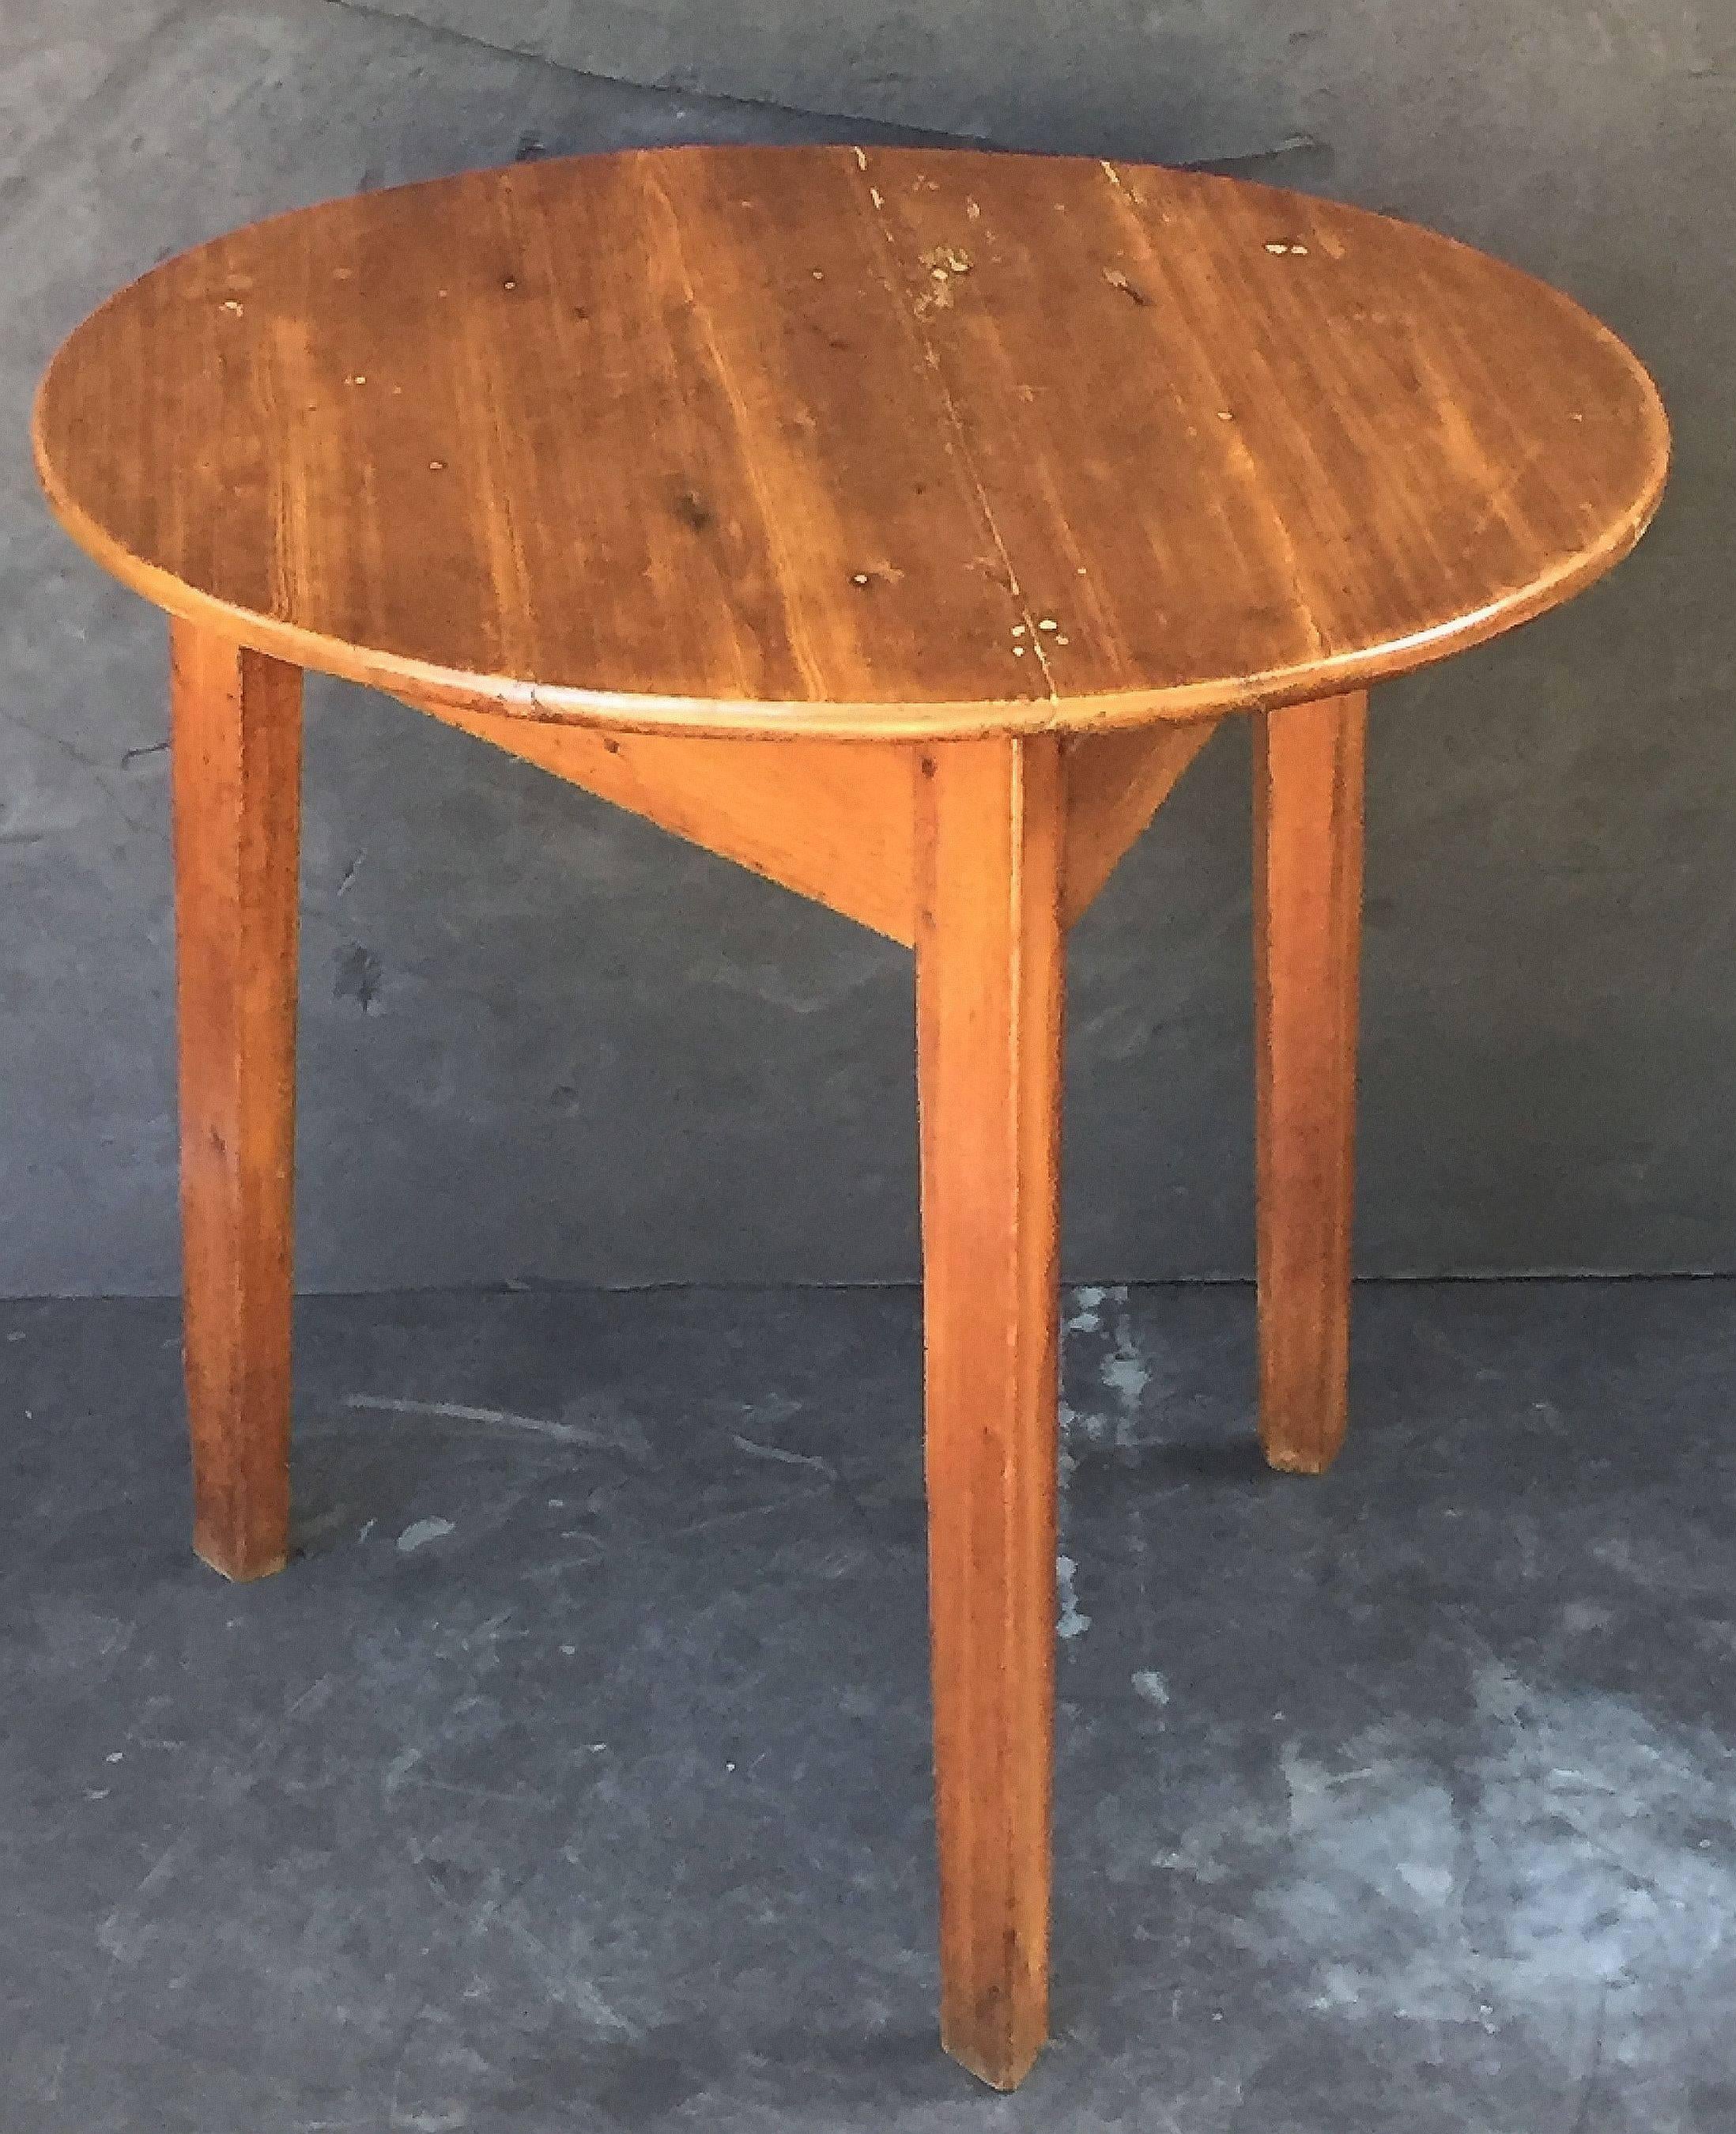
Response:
[914,735,1066,2091]
[1252,689,1367,1474]
[168,620,303,1579]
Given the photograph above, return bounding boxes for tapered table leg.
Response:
[1252,690,1367,1474]
[168,620,303,1579]
[914,735,1066,2091]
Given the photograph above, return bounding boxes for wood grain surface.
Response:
[169,621,302,1581]
[1254,691,1368,1475]
[915,735,1067,2089]
[415,703,924,942]
[1062,722,1222,923]
[35,146,1666,738]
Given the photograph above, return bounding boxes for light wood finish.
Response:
[34,143,1671,2091]
[169,621,302,1580]
[1062,722,1221,924]
[416,700,921,943]
[415,697,1217,939]
[35,146,1666,740]
[1254,693,1368,1474]
[915,735,1066,2091]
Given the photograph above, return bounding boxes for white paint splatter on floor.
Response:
[1060,1284,1164,1451]
[1160,1662,1736,2097]
[1058,1554,1092,1640]
[396,1517,455,1554]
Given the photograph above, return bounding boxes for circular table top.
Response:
[34,145,1667,739]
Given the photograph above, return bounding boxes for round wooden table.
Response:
[33,144,1667,2090]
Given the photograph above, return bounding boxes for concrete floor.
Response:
[4,1279,1735,2131]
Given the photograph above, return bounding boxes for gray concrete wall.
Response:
[2,0,1729,1294]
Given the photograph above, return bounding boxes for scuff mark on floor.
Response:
[345,1394,643,1454]
[730,1432,834,1475]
